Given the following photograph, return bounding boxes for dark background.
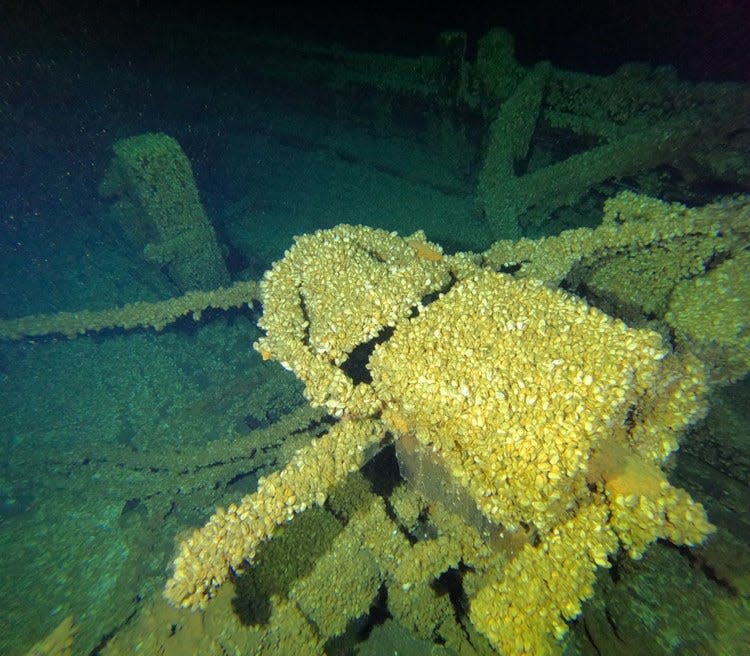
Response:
[3,0,750,81]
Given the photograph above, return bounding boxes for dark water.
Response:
[0,2,748,654]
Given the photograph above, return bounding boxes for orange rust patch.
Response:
[389,411,411,433]
[406,238,443,262]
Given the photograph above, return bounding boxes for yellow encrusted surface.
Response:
[163,222,717,653]
[255,225,455,415]
[290,527,382,637]
[165,417,385,609]
[483,191,749,286]
[667,251,750,383]
[0,280,260,340]
[470,499,618,656]
[370,269,666,532]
